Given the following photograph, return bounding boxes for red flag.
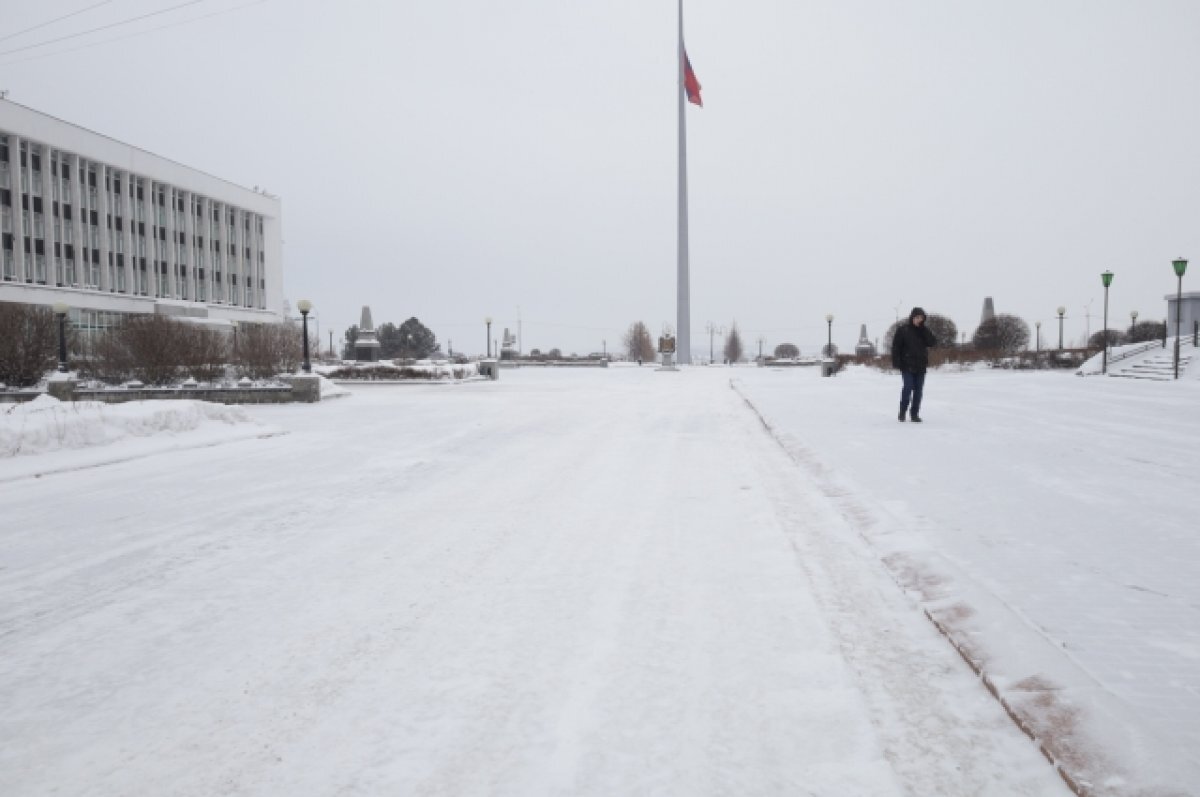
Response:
[683,49,703,107]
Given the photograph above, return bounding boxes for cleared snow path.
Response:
[0,369,1067,796]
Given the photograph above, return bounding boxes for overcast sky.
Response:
[5,0,1200,357]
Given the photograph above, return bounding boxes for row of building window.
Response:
[2,248,263,305]
[2,132,270,308]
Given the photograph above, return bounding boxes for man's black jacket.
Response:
[892,323,937,372]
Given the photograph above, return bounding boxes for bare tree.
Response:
[236,321,303,379]
[1088,329,1125,349]
[180,327,229,382]
[122,316,186,385]
[885,313,957,353]
[973,314,1031,353]
[925,314,958,350]
[723,322,744,363]
[773,342,800,359]
[1127,320,1166,343]
[0,302,59,387]
[623,321,656,361]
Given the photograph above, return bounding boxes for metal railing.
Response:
[1106,340,1161,367]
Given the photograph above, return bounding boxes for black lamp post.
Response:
[1057,306,1065,350]
[1173,257,1188,379]
[297,299,312,373]
[825,314,834,357]
[485,316,492,358]
[1101,271,1113,374]
[1035,321,1041,353]
[1130,310,1138,339]
[53,302,69,372]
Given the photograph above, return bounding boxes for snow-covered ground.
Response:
[735,364,1200,794]
[1,365,1193,795]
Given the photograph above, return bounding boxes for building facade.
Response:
[0,99,282,330]
[1166,291,1200,338]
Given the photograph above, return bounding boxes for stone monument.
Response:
[980,297,996,326]
[656,333,678,371]
[855,324,877,358]
[354,306,382,362]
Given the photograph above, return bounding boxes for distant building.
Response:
[500,327,518,360]
[1166,291,1200,337]
[1,99,282,338]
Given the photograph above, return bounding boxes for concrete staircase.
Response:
[1108,338,1196,381]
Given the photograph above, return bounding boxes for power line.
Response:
[0,0,207,57]
[0,0,113,44]
[0,0,267,67]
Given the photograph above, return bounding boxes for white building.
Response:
[1,99,282,334]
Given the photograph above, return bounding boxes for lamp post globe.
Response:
[52,302,69,373]
[1057,306,1066,350]
[1173,258,1188,379]
[297,300,313,373]
[1100,272,1113,374]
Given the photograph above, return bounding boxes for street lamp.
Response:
[825,314,834,357]
[1035,321,1041,353]
[704,322,724,364]
[1100,271,1113,374]
[52,302,69,373]
[1057,306,1065,350]
[1173,257,1188,379]
[297,299,312,373]
[1130,310,1138,340]
[485,317,492,358]
[230,320,239,361]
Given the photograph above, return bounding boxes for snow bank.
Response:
[1,396,256,459]
[316,375,351,399]
[316,361,481,381]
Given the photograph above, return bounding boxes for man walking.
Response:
[891,307,937,422]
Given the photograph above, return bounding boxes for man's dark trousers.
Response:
[900,370,926,416]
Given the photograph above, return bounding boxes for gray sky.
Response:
[5,0,1200,357]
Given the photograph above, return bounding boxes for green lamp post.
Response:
[1101,271,1113,374]
[1173,257,1187,379]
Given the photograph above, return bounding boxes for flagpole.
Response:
[676,0,692,364]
